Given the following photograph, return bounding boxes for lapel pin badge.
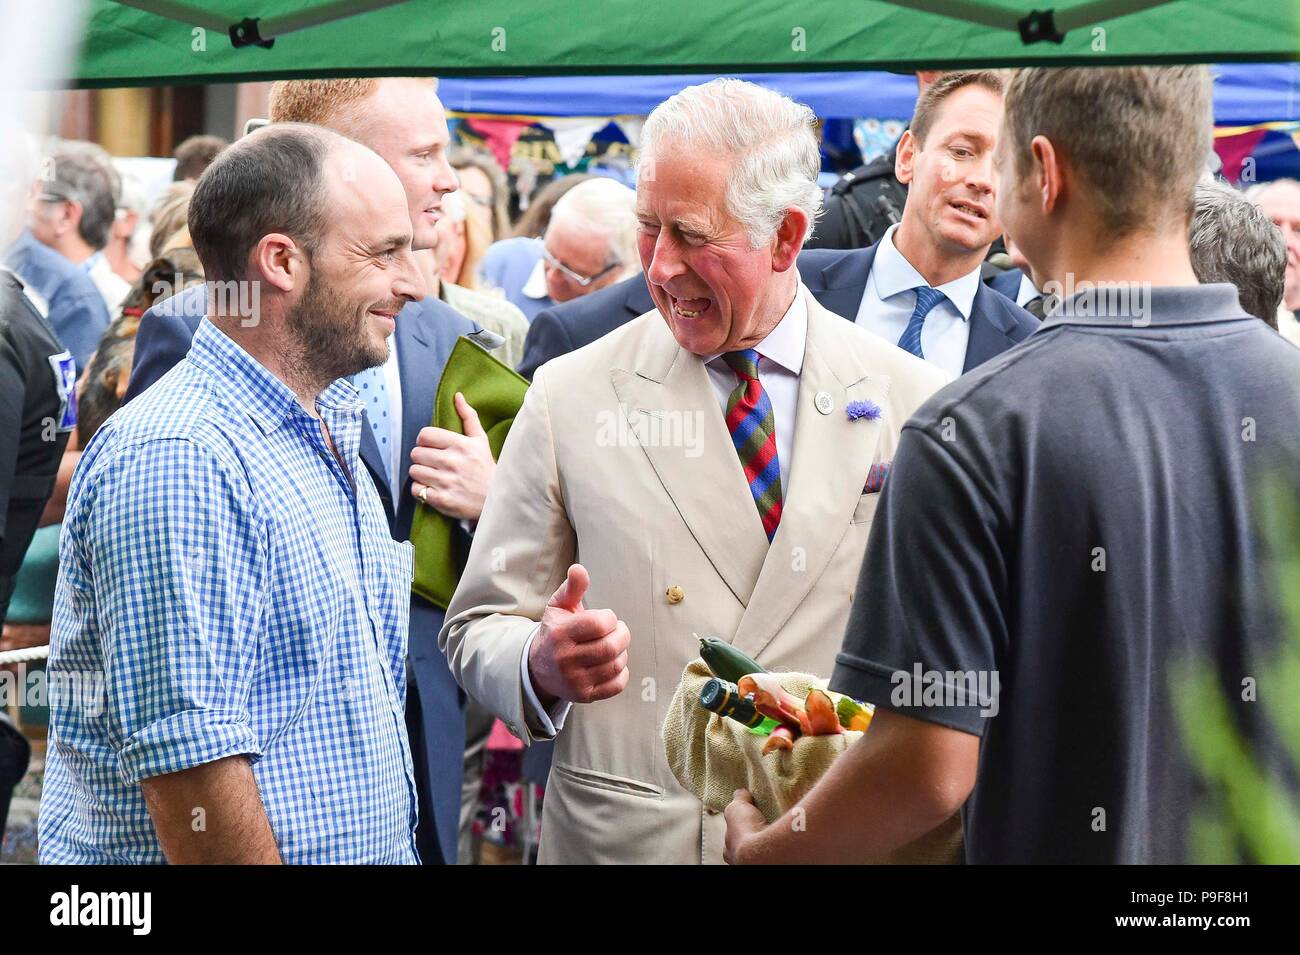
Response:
[846,399,882,421]
[814,391,834,415]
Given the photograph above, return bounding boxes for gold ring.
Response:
[418,486,429,506]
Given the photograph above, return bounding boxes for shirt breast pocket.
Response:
[851,491,881,525]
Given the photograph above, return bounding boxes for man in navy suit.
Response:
[843,71,1037,376]
[124,78,495,866]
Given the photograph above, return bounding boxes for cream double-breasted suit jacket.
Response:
[442,287,948,863]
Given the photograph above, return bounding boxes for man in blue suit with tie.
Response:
[124,78,497,865]
[519,72,1035,383]
[824,70,1037,377]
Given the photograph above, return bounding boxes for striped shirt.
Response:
[39,318,419,864]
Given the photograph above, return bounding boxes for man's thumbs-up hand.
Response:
[528,564,631,708]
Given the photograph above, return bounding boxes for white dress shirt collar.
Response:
[873,223,981,321]
[1016,272,1041,307]
[704,284,807,373]
[521,251,549,300]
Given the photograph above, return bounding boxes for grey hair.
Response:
[548,177,640,277]
[1190,180,1285,327]
[639,78,823,248]
[44,141,122,249]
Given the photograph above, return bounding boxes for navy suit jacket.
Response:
[988,266,1029,305]
[799,244,1040,372]
[518,247,1039,379]
[124,285,477,864]
[517,277,654,379]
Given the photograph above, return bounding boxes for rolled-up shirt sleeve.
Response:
[82,437,268,784]
[830,426,1008,737]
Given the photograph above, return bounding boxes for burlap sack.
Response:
[662,659,860,822]
[662,658,963,864]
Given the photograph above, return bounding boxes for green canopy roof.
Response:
[67,0,1300,88]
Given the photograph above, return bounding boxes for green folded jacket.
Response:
[410,335,530,609]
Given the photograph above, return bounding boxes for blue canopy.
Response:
[440,64,1300,123]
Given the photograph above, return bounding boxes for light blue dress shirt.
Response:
[853,224,982,379]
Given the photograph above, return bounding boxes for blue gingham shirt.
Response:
[39,319,419,864]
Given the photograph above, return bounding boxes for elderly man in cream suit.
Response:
[441,79,948,864]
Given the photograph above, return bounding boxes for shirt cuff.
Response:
[520,625,571,738]
[117,710,263,785]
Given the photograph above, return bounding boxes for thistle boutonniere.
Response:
[845,399,882,421]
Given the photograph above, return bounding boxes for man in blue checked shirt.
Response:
[39,123,427,864]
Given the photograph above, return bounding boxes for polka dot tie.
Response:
[353,365,392,492]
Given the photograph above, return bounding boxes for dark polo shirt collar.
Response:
[1042,282,1250,329]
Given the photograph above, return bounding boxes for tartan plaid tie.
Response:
[722,349,782,541]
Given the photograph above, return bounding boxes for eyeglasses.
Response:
[539,239,620,288]
[35,191,71,204]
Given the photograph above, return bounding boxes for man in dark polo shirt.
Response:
[722,65,1300,865]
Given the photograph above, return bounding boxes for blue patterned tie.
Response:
[897,286,947,359]
[353,365,393,493]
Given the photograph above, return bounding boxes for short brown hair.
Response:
[268,77,438,137]
[910,71,1005,148]
[188,124,335,283]
[1003,66,1212,236]
[173,134,228,181]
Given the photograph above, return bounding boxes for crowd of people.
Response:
[1,64,1298,865]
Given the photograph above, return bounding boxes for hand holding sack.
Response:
[665,642,963,864]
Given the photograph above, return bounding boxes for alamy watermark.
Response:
[150,273,261,327]
[891,663,1000,718]
[1042,275,1153,326]
[50,885,151,935]
[0,663,105,717]
[595,403,704,457]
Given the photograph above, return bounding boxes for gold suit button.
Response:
[665,585,685,604]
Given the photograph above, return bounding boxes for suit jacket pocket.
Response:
[851,491,881,525]
[551,762,665,800]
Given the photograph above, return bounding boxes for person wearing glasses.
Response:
[540,177,639,303]
[3,143,112,373]
[484,177,639,323]
[25,143,131,320]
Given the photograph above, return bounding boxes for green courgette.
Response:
[696,634,765,684]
